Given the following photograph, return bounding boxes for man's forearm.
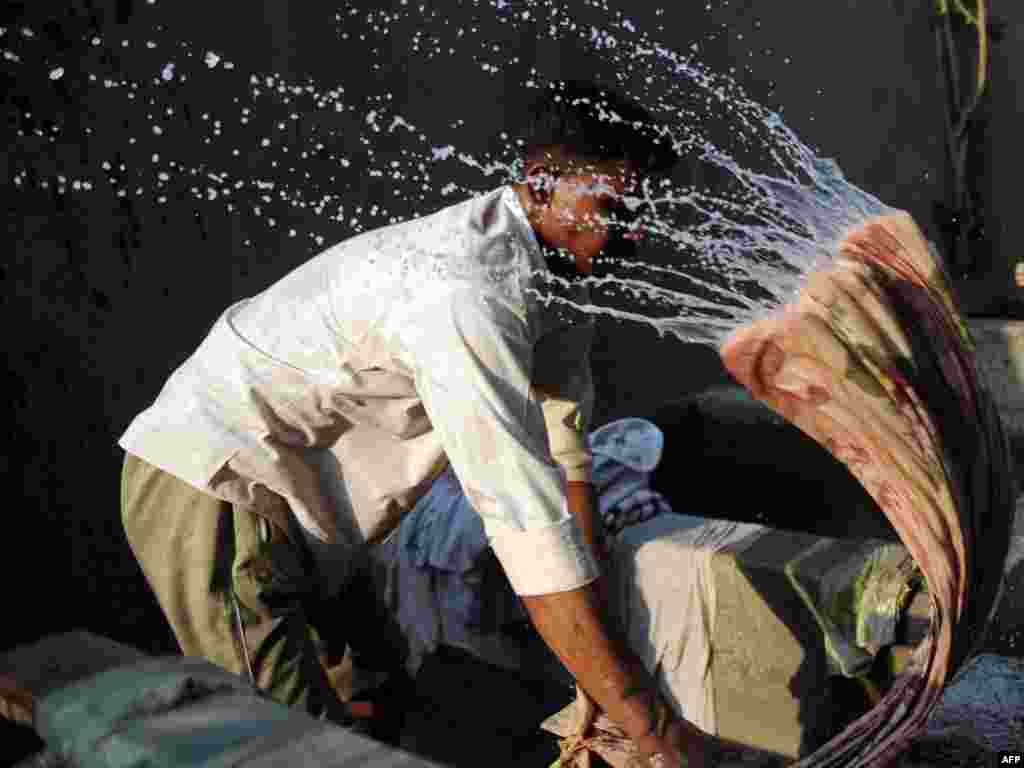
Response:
[521,481,666,745]
[521,582,667,745]
[506,474,705,761]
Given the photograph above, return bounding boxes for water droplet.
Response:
[7,2,890,345]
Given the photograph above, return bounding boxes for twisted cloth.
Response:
[720,212,1016,767]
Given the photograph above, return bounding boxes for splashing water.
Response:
[4,1,894,347]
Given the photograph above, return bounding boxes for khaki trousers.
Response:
[120,452,408,722]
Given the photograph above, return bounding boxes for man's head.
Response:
[514,80,677,276]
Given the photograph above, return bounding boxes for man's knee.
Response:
[231,510,317,622]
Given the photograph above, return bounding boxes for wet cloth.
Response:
[119,185,599,598]
[720,213,1017,767]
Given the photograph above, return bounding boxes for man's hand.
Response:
[522,481,713,767]
[527,481,712,766]
[631,698,717,767]
[521,583,711,768]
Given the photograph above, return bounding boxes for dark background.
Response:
[2,0,1022,664]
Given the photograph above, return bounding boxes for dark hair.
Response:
[522,79,678,177]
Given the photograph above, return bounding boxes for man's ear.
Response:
[525,163,557,208]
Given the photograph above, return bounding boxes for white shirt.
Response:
[119,186,599,596]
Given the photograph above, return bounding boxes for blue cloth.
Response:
[404,470,484,574]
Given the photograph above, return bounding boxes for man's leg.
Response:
[317,548,411,678]
[310,547,417,744]
[120,452,348,722]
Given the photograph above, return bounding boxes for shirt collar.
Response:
[501,185,540,251]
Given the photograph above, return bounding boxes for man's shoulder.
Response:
[402,186,509,227]
[320,187,508,254]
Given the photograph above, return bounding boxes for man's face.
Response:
[527,158,645,275]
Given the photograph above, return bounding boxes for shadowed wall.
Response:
[2,0,1021,655]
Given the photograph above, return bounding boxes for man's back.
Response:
[226,185,544,401]
[118,185,592,547]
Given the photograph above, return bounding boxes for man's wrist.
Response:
[617,684,669,743]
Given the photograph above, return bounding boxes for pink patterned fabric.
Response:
[720,213,1016,767]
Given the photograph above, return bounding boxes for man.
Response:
[118,79,713,766]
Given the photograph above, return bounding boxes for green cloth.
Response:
[785,538,920,677]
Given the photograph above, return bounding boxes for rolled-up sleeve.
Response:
[532,319,596,484]
[411,289,599,596]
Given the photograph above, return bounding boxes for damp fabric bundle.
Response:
[720,212,1016,768]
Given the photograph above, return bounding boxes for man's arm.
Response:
[410,295,706,764]
[542,480,714,767]
[566,481,605,562]
[522,582,704,763]
[566,480,609,610]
